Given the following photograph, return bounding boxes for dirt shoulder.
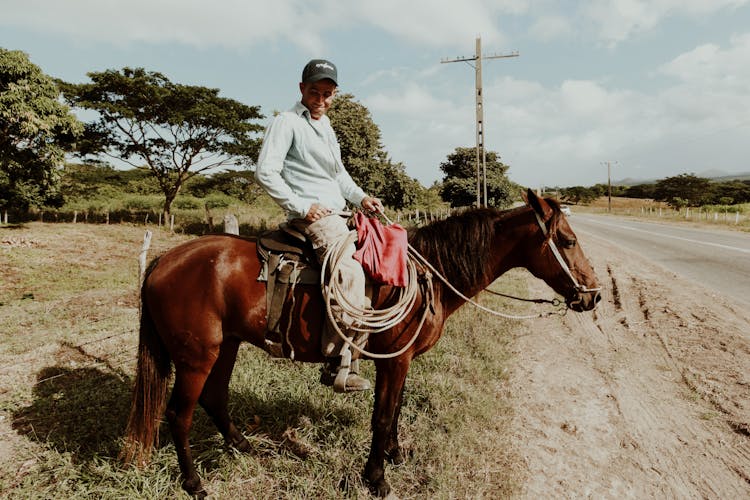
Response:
[508,231,750,498]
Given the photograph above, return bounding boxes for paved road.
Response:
[567,214,750,306]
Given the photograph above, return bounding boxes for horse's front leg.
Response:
[385,382,406,465]
[364,357,411,497]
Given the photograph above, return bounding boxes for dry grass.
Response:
[0,222,527,498]
[569,196,750,231]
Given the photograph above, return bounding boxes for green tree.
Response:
[327,93,387,193]
[60,67,264,215]
[559,186,598,204]
[652,174,713,207]
[185,169,264,204]
[0,48,82,213]
[623,183,657,199]
[327,93,422,209]
[438,147,513,208]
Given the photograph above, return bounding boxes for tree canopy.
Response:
[438,147,514,208]
[59,67,264,214]
[328,93,421,209]
[558,185,600,204]
[0,48,82,212]
[652,173,714,207]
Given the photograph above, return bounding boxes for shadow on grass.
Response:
[11,366,132,462]
[11,362,362,471]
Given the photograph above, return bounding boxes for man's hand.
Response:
[361,196,384,214]
[305,203,332,222]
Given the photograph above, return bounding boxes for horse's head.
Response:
[521,189,601,312]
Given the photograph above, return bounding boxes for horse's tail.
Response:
[120,257,172,466]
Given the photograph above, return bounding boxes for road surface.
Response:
[509,221,750,498]
[567,213,750,306]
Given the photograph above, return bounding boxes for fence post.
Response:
[170,214,175,232]
[223,214,239,235]
[73,210,77,224]
[139,230,153,284]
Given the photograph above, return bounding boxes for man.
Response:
[255,59,384,392]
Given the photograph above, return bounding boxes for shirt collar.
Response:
[292,101,329,125]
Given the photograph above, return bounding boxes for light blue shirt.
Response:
[255,101,367,219]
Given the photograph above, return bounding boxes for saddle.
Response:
[256,223,319,358]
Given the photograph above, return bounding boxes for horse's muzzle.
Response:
[567,290,601,312]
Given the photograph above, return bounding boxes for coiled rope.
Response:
[320,213,565,360]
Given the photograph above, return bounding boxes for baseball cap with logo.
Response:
[301,59,338,86]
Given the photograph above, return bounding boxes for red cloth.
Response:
[353,212,409,287]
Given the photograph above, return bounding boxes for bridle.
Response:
[533,209,602,295]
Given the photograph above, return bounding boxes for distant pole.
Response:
[601,161,618,212]
[442,37,518,207]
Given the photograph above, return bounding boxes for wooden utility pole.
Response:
[601,161,618,212]
[442,37,518,207]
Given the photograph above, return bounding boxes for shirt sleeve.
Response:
[254,114,311,218]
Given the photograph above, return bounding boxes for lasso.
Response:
[320,213,565,360]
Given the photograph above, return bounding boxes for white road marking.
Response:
[574,217,750,254]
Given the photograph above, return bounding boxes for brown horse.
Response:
[121,189,600,497]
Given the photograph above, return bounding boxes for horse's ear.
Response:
[526,188,552,218]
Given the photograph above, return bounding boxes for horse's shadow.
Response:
[11,365,132,462]
[11,362,361,469]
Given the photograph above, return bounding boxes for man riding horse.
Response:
[254,59,384,392]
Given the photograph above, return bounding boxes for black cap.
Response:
[301,59,338,85]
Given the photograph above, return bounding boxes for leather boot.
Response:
[320,357,371,392]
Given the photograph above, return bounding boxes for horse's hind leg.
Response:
[198,336,251,451]
[166,362,213,498]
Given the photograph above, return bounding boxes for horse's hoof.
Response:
[367,478,391,498]
[386,448,406,466]
[182,478,207,499]
[229,436,252,453]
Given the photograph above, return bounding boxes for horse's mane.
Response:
[409,206,520,291]
[408,199,563,292]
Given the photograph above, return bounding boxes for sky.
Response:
[2,0,750,190]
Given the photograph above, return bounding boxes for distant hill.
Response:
[613,171,750,186]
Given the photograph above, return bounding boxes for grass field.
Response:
[569,196,750,231]
[0,222,532,498]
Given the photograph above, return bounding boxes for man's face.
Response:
[299,79,337,120]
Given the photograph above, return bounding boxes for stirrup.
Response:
[320,353,371,393]
[332,350,352,392]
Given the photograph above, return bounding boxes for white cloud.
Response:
[365,83,448,115]
[581,0,750,46]
[529,16,573,42]
[369,31,750,189]
[660,33,750,87]
[0,0,521,52]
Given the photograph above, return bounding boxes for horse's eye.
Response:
[562,238,576,249]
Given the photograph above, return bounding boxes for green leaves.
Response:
[59,67,265,214]
[438,147,514,208]
[0,48,83,211]
[328,93,424,210]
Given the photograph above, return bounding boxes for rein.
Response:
[321,208,573,360]
[483,288,562,306]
